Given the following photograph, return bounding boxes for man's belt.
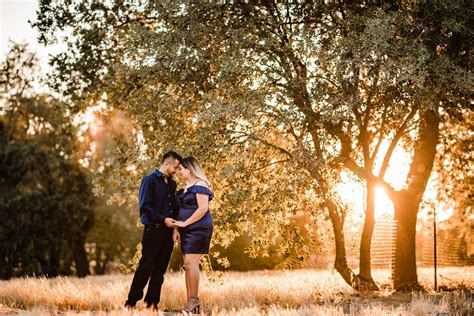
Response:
[146,222,163,229]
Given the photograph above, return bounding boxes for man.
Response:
[125,151,183,310]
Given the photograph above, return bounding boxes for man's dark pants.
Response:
[125,224,174,307]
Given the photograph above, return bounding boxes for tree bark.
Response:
[72,237,90,278]
[358,180,379,290]
[393,107,439,291]
[393,190,423,291]
[327,199,379,291]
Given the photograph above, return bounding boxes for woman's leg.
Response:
[183,254,203,299]
[183,256,190,300]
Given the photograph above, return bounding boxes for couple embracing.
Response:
[124,151,214,313]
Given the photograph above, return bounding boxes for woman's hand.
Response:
[174,221,187,228]
[173,228,180,243]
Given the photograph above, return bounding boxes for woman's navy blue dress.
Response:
[176,185,214,254]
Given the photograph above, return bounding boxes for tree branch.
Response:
[254,158,290,171]
[369,104,388,164]
[378,104,419,178]
[231,130,294,158]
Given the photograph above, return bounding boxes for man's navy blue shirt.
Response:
[138,169,178,225]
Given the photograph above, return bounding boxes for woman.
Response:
[173,156,214,314]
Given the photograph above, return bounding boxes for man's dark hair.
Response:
[162,151,183,164]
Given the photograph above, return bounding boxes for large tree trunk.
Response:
[393,190,423,290]
[393,107,439,291]
[358,181,379,290]
[72,237,90,278]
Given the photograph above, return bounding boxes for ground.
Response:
[0,267,472,315]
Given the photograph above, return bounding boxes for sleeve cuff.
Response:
[140,214,150,225]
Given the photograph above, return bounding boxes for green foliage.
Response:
[0,44,94,279]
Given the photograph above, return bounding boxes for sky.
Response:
[0,0,65,78]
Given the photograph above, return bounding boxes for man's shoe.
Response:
[145,302,159,310]
[124,302,136,309]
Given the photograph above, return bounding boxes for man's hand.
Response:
[173,228,180,243]
[164,218,177,228]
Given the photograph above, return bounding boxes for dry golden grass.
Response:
[0,267,472,315]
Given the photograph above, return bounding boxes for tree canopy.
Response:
[33,1,472,290]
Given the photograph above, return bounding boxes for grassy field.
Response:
[0,267,472,315]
